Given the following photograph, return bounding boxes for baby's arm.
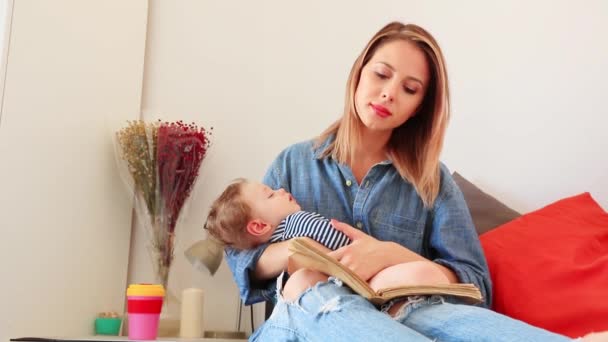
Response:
[368,260,450,292]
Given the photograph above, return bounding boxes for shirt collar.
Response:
[311,134,393,165]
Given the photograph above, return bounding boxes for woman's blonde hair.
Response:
[318,22,450,207]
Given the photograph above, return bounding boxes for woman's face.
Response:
[355,39,430,134]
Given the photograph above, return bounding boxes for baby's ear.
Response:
[246,219,271,236]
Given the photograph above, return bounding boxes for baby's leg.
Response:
[368,261,449,292]
[582,331,608,341]
[283,269,329,302]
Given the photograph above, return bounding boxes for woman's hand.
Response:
[329,219,460,284]
[328,220,396,281]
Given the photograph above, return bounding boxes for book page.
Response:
[288,238,375,298]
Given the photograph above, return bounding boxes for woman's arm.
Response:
[224,245,272,305]
[420,165,492,306]
[329,220,457,283]
[255,234,333,279]
[253,240,290,280]
[223,236,291,306]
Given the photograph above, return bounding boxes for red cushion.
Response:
[480,193,608,338]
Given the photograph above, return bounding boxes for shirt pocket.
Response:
[371,209,425,254]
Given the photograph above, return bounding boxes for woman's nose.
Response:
[382,83,397,102]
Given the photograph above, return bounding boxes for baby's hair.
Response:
[205,178,257,250]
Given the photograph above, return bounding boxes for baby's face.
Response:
[242,182,301,228]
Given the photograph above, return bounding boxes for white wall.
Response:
[0,1,148,340]
[439,1,608,212]
[138,0,607,332]
[0,0,12,116]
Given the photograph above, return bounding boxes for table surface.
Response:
[10,337,247,342]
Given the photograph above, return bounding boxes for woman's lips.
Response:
[370,103,392,118]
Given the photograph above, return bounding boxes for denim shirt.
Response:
[225,138,492,308]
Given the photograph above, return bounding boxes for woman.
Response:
[225,22,573,341]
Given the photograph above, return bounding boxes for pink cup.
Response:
[126,284,165,340]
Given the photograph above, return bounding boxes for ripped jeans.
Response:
[250,276,571,342]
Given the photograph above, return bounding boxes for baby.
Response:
[205,178,449,292]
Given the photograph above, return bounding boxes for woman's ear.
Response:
[246,219,272,237]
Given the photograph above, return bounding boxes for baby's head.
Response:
[205,178,301,250]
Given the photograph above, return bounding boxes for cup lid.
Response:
[127,283,165,297]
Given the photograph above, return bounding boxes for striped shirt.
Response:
[268,210,351,250]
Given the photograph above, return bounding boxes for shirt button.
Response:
[345,180,352,187]
[356,222,363,228]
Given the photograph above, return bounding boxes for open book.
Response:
[287,237,483,306]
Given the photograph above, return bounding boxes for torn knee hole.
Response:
[318,297,342,314]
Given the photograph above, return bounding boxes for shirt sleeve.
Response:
[429,167,493,308]
[283,212,351,250]
[224,244,276,305]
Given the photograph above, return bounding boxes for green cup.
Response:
[95,317,122,335]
